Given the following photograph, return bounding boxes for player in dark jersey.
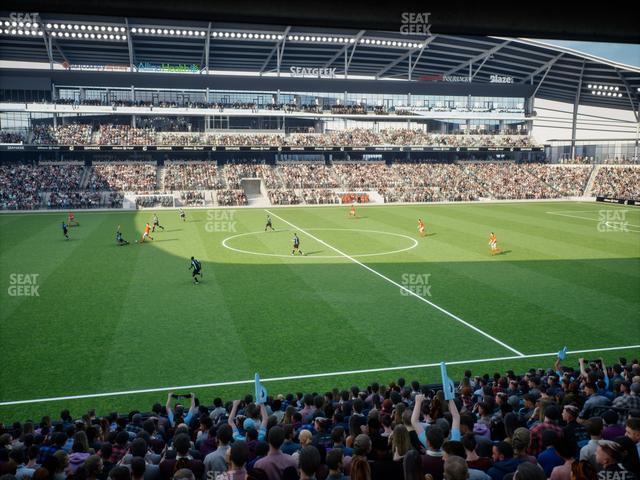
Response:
[152,213,165,232]
[189,256,203,284]
[116,225,129,246]
[179,208,186,222]
[291,233,303,256]
[61,222,69,240]
[265,215,274,231]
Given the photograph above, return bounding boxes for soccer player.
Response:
[489,232,501,255]
[116,225,129,246]
[189,256,202,284]
[61,221,70,240]
[265,215,274,231]
[140,223,154,243]
[291,233,303,256]
[349,205,356,218]
[179,208,186,222]
[418,218,426,237]
[68,212,79,227]
[152,213,165,232]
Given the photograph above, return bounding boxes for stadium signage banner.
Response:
[489,75,514,84]
[289,67,337,79]
[62,62,130,72]
[136,62,200,73]
[0,145,541,153]
[419,74,471,83]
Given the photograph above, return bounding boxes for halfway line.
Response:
[265,209,525,357]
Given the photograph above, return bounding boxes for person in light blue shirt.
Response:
[411,394,461,449]
[228,399,268,442]
[165,392,197,427]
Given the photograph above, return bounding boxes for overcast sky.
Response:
[540,40,640,68]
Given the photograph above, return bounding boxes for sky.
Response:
[540,40,640,68]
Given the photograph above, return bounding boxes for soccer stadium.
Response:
[0,2,639,480]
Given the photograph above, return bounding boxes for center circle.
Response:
[221,228,419,258]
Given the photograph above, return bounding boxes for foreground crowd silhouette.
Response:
[1,356,639,480]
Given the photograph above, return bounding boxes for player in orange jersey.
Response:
[68,212,79,227]
[418,218,426,237]
[489,232,501,255]
[140,223,154,243]
[349,205,356,218]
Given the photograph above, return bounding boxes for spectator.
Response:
[253,426,296,480]
[214,441,248,480]
[487,442,520,480]
[536,430,563,477]
[204,425,233,476]
[297,446,321,480]
[527,405,562,456]
[579,418,603,470]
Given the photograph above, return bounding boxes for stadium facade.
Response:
[1,16,638,160]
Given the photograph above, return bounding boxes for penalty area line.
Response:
[265,209,525,357]
[1,345,638,406]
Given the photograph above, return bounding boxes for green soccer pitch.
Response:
[1,201,639,421]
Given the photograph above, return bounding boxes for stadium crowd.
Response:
[465,163,560,200]
[0,132,25,143]
[267,189,302,205]
[24,126,538,148]
[45,192,103,209]
[163,164,222,191]
[2,162,639,210]
[86,165,158,193]
[592,167,640,200]
[216,190,248,207]
[0,356,638,480]
[0,164,84,210]
[180,192,206,207]
[279,165,340,189]
[224,164,281,190]
[525,165,591,198]
[300,189,341,205]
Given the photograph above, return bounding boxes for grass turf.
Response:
[0,201,639,421]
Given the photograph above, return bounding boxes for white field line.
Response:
[1,345,637,406]
[546,211,640,230]
[265,209,525,357]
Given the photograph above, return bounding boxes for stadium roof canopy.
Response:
[1,14,639,115]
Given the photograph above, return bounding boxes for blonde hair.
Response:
[298,429,313,446]
[391,424,411,458]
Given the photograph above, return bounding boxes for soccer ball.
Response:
[135,240,138,243]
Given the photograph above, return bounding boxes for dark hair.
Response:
[100,442,113,458]
[586,417,603,437]
[461,433,476,452]
[266,426,285,450]
[115,431,129,447]
[172,433,191,456]
[326,448,343,470]
[426,425,444,450]
[298,446,321,476]
[108,466,131,480]
[494,441,514,459]
[229,441,249,468]
[130,457,146,479]
[130,438,147,458]
[514,462,546,480]
[442,440,466,458]
[403,449,423,480]
[217,424,233,444]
